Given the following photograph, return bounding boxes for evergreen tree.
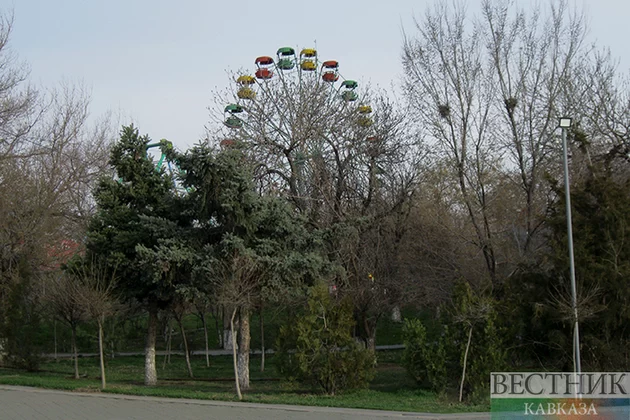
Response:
[87,125,180,385]
[503,137,630,370]
[171,143,325,395]
[546,157,630,369]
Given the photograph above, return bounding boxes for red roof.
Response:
[44,239,82,270]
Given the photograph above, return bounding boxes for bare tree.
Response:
[403,0,502,287]
[258,301,265,372]
[0,11,43,333]
[211,51,420,349]
[162,314,173,368]
[41,271,88,379]
[0,11,40,163]
[68,259,119,389]
[210,251,261,399]
[210,57,419,226]
[482,0,588,256]
[0,16,114,356]
[170,295,194,378]
[402,0,595,290]
[566,50,630,160]
[192,294,212,367]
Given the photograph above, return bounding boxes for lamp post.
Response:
[559,117,581,380]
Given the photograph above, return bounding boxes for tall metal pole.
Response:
[561,125,582,378]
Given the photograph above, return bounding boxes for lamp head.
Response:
[559,117,572,128]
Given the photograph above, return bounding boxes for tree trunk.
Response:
[364,317,377,352]
[213,305,223,348]
[259,306,265,372]
[97,318,106,389]
[391,306,402,322]
[200,312,210,367]
[224,329,236,350]
[237,307,250,390]
[459,326,474,402]
[163,318,172,369]
[177,316,194,378]
[0,338,5,364]
[230,308,242,401]
[223,305,237,350]
[110,321,115,359]
[53,320,58,362]
[71,324,79,379]
[144,304,158,386]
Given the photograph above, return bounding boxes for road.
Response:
[0,385,491,420]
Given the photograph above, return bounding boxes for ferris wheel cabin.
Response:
[220,139,236,148]
[236,75,257,99]
[224,104,244,129]
[341,79,359,102]
[321,60,339,83]
[255,56,274,80]
[276,47,296,70]
[300,48,317,71]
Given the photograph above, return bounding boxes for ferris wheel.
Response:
[221,46,374,144]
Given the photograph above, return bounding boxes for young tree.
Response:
[169,295,194,378]
[209,246,260,399]
[41,272,88,379]
[66,257,119,389]
[276,282,376,396]
[192,294,213,367]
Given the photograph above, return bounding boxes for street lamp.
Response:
[559,117,581,381]
[559,117,572,129]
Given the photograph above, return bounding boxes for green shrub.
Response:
[402,282,508,402]
[448,282,507,403]
[276,282,376,395]
[465,310,507,402]
[402,319,447,393]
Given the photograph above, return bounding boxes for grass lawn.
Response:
[0,351,489,413]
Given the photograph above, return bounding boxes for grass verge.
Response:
[0,351,489,413]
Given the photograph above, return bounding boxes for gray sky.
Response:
[8,0,629,150]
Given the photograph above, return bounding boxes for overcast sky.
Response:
[7,0,629,150]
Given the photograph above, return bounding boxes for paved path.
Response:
[43,344,406,359]
[0,385,491,420]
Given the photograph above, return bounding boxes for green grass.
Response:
[0,351,489,413]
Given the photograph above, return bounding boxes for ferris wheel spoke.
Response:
[255,75,295,148]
